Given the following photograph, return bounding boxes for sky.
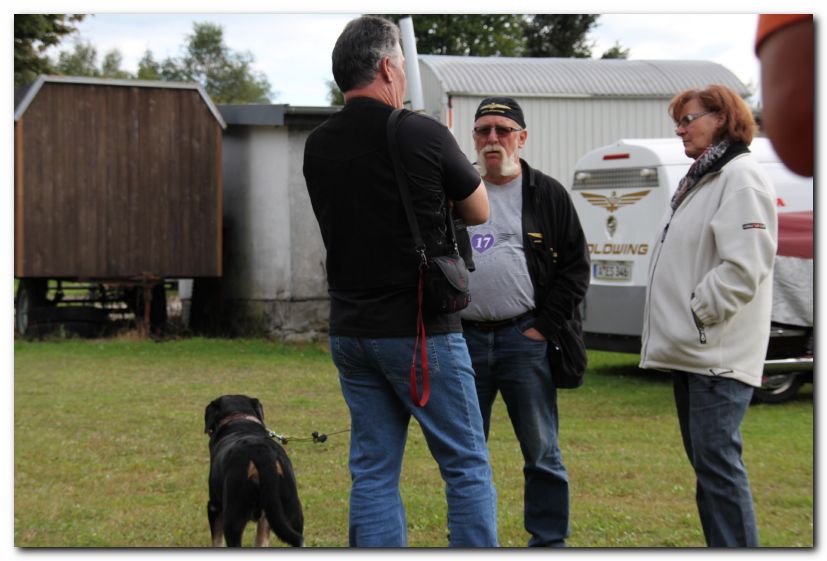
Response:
[44,12,766,107]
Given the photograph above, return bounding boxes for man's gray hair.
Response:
[332,16,401,93]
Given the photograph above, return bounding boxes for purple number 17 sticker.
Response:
[471,233,495,253]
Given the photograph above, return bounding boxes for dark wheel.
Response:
[26,306,110,338]
[752,372,805,404]
[15,279,49,336]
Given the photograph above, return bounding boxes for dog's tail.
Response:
[251,445,304,547]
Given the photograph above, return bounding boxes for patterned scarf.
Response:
[670,139,731,210]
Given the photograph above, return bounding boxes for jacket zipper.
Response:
[641,215,673,361]
[690,293,707,344]
[693,314,707,344]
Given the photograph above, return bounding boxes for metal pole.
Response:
[399,15,425,112]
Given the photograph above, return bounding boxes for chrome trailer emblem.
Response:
[606,215,617,238]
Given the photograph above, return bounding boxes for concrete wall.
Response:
[217,119,329,340]
[222,126,291,299]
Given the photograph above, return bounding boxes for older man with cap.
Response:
[460,97,590,547]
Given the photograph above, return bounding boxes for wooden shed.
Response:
[13,76,226,336]
[14,75,226,279]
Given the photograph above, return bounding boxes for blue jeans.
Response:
[330,333,498,547]
[463,316,569,547]
[672,372,759,547]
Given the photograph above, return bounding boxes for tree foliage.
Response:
[101,51,132,79]
[600,41,630,60]
[137,22,274,103]
[14,14,85,87]
[329,14,628,104]
[26,19,275,103]
[382,14,527,56]
[53,39,131,78]
[377,14,627,59]
[326,79,344,106]
[54,39,98,76]
[523,14,598,58]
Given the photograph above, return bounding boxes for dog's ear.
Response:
[249,397,265,423]
[204,399,221,435]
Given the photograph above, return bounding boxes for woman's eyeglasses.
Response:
[675,111,714,131]
[473,125,523,138]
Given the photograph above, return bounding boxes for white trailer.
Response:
[571,137,813,402]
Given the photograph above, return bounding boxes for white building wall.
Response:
[442,95,677,188]
[215,123,329,339]
[419,61,447,123]
[287,127,328,301]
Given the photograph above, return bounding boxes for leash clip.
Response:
[417,247,428,268]
[267,427,348,444]
[267,429,288,444]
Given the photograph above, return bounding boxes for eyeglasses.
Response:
[473,125,523,138]
[674,111,714,131]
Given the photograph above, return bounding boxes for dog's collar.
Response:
[209,412,264,436]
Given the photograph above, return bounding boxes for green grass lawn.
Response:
[13,338,813,547]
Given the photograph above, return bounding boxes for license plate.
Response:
[593,260,632,281]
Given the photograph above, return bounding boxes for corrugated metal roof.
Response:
[419,55,749,98]
[14,75,227,128]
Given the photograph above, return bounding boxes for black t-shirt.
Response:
[303,97,481,337]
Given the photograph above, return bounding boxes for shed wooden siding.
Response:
[15,82,222,278]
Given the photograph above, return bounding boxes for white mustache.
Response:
[477,144,520,177]
[482,144,507,156]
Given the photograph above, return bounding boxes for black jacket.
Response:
[519,159,591,339]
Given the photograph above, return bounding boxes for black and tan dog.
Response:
[204,394,304,547]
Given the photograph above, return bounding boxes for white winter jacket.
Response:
[640,149,778,387]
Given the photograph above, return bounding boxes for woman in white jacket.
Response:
[640,85,777,547]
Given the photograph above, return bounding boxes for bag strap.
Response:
[387,109,459,258]
[386,108,430,408]
[387,108,427,262]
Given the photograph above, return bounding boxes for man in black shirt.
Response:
[303,15,497,547]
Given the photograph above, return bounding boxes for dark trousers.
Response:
[672,371,759,547]
[464,315,569,547]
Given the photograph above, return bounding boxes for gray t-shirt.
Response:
[461,175,535,322]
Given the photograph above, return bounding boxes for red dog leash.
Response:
[410,264,431,408]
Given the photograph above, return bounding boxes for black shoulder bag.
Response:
[386,108,472,407]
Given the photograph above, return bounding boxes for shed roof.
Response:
[14,75,227,128]
[419,55,749,99]
[218,104,339,127]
